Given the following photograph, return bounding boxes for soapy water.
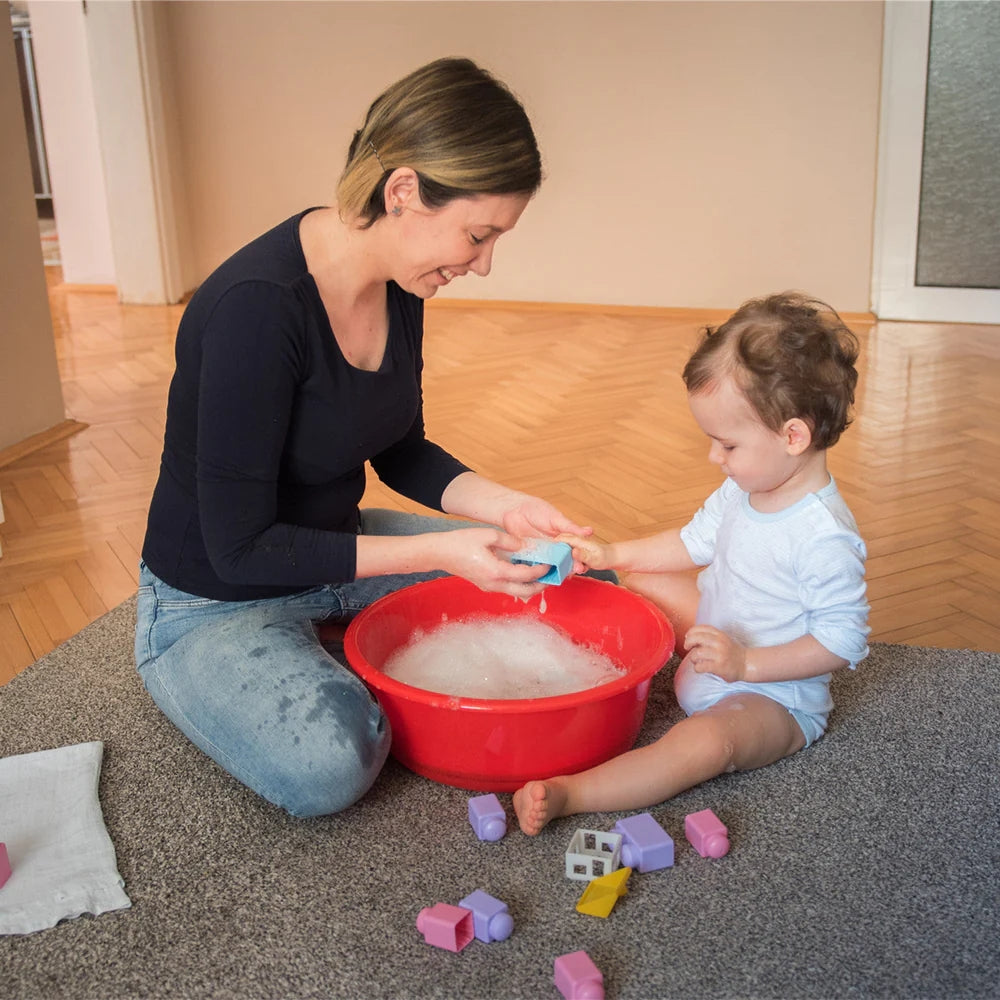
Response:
[382,615,626,699]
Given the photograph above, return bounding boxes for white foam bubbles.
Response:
[382,615,625,699]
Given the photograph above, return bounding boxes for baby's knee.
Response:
[699,694,806,773]
[686,710,740,773]
[714,733,739,774]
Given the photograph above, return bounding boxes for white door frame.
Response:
[84,1,185,304]
[871,0,1000,324]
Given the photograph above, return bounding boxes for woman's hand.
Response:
[438,474,594,578]
[500,496,592,541]
[441,473,592,543]
[681,625,747,683]
[436,527,549,598]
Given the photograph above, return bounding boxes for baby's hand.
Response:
[556,533,611,572]
[682,625,747,683]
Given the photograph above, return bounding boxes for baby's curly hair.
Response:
[682,292,860,450]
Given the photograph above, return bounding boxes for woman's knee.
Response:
[359,507,472,537]
[136,612,394,817]
[228,656,394,818]
[265,710,392,818]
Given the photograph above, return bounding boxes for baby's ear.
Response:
[783,417,813,456]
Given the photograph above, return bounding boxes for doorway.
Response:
[871,0,1000,323]
[10,2,59,267]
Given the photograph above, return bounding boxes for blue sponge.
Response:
[510,539,574,585]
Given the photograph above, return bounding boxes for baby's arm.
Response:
[683,628,849,684]
[560,529,699,575]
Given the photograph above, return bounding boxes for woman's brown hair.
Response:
[337,58,542,228]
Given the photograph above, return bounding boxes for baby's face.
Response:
[687,377,802,498]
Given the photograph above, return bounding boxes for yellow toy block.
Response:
[575,866,632,918]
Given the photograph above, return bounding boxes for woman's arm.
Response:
[440,470,593,538]
[354,525,549,598]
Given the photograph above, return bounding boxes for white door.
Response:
[871,1,1000,323]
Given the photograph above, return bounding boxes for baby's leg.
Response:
[513,693,805,835]
[621,570,700,650]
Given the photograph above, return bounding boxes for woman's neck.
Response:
[300,207,388,308]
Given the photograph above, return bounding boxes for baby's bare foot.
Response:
[513,779,567,835]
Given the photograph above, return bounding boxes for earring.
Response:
[391,205,402,216]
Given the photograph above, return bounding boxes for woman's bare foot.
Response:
[513,779,568,835]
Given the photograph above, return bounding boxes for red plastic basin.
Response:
[343,575,674,792]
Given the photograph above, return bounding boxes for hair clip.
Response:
[368,139,387,171]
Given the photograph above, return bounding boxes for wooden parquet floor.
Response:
[1,270,998,683]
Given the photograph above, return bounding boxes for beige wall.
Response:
[163,0,884,312]
[0,26,65,453]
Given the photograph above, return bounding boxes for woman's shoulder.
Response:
[205,210,316,290]
[181,211,320,330]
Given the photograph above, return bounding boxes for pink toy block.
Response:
[468,793,507,842]
[416,903,474,952]
[459,889,514,942]
[614,812,674,872]
[0,843,10,890]
[684,808,730,858]
[554,950,604,1000]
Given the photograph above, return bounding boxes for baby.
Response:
[514,291,870,835]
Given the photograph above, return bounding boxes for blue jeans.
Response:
[134,508,471,818]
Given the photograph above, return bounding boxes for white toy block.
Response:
[564,828,622,881]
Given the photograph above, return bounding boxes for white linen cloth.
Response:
[0,741,131,934]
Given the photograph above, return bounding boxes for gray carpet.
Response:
[1,596,997,1000]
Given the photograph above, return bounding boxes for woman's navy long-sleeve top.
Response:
[141,209,470,601]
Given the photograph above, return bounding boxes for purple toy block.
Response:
[554,950,604,1000]
[0,843,10,890]
[416,902,474,952]
[614,813,674,872]
[468,792,507,842]
[684,808,730,858]
[459,889,514,942]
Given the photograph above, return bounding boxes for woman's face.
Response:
[391,191,532,298]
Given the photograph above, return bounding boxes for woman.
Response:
[136,58,593,817]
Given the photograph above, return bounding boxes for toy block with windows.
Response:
[684,808,730,858]
[614,812,674,872]
[510,539,573,585]
[416,902,475,952]
[554,949,605,999]
[575,866,632,918]
[564,828,622,881]
[468,793,507,842]
[458,889,514,943]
